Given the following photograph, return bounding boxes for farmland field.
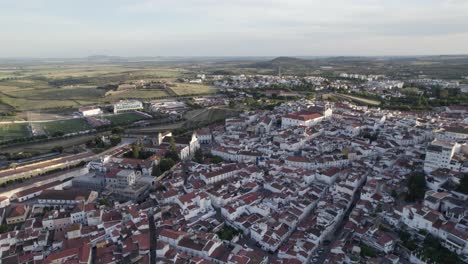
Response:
[170,83,218,95]
[0,123,30,142]
[0,63,216,115]
[105,89,169,100]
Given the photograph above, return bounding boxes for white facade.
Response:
[79,107,102,117]
[113,100,143,114]
[424,140,467,173]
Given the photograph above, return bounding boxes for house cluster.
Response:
[213,74,323,90]
[2,97,468,263]
[338,73,385,81]
[0,190,155,264]
[148,99,452,263]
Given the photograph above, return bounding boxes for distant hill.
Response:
[253,56,311,69]
[86,55,124,62]
[247,55,468,78]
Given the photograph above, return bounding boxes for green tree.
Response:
[211,156,223,164]
[0,224,8,234]
[132,143,140,159]
[165,137,180,161]
[51,146,64,153]
[112,126,124,134]
[194,148,204,163]
[406,172,426,202]
[439,89,449,99]
[152,164,162,177]
[360,244,376,257]
[159,158,176,172]
[229,100,235,108]
[110,135,121,146]
[456,173,468,194]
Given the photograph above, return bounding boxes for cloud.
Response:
[0,0,468,57]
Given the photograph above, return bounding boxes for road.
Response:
[149,210,157,264]
[0,167,86,198]
[312,173,368,264]
[0,140,133,199]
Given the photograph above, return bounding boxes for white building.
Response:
[281,105,332,129]
[424,139,467,173]
[113,100,143,114]
[79,106,102,117]
[196,129,212,144]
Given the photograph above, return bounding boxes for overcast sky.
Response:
[1,0,468,57]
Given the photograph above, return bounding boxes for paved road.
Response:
[0,167,86,198]
[149,210,157,264]
[312,173,368,264]
[0,141,133,199]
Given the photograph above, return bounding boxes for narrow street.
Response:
[312,173,367,264]
[149,210,157,264]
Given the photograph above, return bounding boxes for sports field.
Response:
[106,112,148,125]
[41,118,92,135]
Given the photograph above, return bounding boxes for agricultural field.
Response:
[0,123,30,142]
[106,112,148,125]
[41,118,92,135]
[170,83,218,95]
[0,63,216,115]
[105,89,169,101]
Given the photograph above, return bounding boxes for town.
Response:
[2,0,468,263]
[0,82,467,263]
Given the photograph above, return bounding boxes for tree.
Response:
[112,127,124,134]
[152,164,162,177]
[0,224,7,234]
[165,137,180,161]
[51,146,64,153]
[211,156,223,164]
[405,172,426,202]
[229,100,235,108]
[132,143,140,159]
[98,197,110,206]
[360,244,376,257]
[110,135,121,146]
[194,148,204,163]
[456,173,468,194]
[439,89,449,99]
[159,158,176,172]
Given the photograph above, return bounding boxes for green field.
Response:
[106,112,148,125]
[0,64,216,113]
[170,83,218,95]
[0,123,30,142]
[41,118,92,135]
[105,89,169,100]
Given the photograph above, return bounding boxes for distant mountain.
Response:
[86,55,124,62]
[253,56,312,69]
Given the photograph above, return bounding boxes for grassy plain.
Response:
[0,123,30,142]
[170,83,218,95]
[0,64,215,113]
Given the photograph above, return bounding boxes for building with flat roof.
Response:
[113,100,143,114]
[79,106,102,117]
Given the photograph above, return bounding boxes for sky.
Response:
[1,0,468,57]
